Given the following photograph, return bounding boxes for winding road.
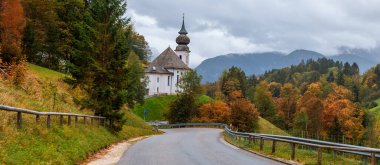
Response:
[117,128,284,165]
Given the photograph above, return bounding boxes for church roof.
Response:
[145,47,189,74]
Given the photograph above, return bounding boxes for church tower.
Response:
[175,14,190,66]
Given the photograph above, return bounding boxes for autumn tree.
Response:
[195,101,231,124]
[0,0,25,64]
[268,82,282,97]
[229,91,260,132]
[253,81,276,121]
[276,83,300,130]
[296,82,324,133]
[219,66,247,96]
[322,85,364,140]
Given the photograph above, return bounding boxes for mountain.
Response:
[196,49,379,83]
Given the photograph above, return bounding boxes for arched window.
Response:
[179,55,182,59]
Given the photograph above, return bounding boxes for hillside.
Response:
[0,64,156,164]
[196,49,378,83]
[133,95,213,121]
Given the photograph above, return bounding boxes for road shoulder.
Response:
[82,135,153,165]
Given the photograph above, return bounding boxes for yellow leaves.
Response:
[322,86,364,139]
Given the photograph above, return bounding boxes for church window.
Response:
[168,76,170,86]
[177,75,179,84]
[179,55,182,59]
[157,87,159,93]
[157,77,159,83]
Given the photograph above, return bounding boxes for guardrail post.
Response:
[91,118,93,125]
[317,147,322,165]
[68,116,71,125]
[36,115,40,123]
[291,143,295,160]
[59,115,63,125]
[260,138,264,151]
[271,140,276,154]
[75,116,78,124]
[83,116,86,124]
[47,115,51,128]
[363,156,368,165]
[371,152,376,165]
[17,112,22,129]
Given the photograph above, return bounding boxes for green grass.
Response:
[132,95,213,121]
[0,110,155,165]
[225,134,362,165]
[370,97,380,116]
[27,63,67,80]
[257,117,288,135]
[0,64,157,164]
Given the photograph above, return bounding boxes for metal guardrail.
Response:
[150,122,380,165]
[0,105,106,128]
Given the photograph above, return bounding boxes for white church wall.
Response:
[146,69,188,96]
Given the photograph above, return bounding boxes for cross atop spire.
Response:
[178,13,188,35]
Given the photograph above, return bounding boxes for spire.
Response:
[178,13,188,35]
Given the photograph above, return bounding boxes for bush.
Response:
[229,91,260,132]
[167,93,197,123]
[194,101,231,124]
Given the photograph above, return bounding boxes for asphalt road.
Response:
[117,128,284,165]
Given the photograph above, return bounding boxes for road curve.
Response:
[117,128,284,165]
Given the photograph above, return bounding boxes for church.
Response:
[145,16,191,96]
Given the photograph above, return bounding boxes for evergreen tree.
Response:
[168,70,202,123]
[352,62,359,75]
[67,0,134,131]
[336,70,345,86]
[327,71,335,83]
[125,52,147,107]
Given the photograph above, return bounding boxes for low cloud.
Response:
[127,0,380,67]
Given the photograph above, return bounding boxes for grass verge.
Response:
[0,64,157,164]
[224,133,363,165]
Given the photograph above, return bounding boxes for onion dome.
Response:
[175,14,190,47]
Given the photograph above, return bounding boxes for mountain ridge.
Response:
[196,49,379,83]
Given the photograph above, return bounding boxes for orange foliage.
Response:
[322,85,364,139]
[229,91,260,132]
[276,83,300,129]
[196,101,231,124]
[0,0,25,63]
[296,82,324,133]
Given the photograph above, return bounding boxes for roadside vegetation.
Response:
[0,64,156,164]
[224,135,361,165]
[203,60,380,149]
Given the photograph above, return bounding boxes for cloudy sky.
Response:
[126,0,380,68]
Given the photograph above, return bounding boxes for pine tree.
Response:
[67,0,134,131]
[336,70,345,86]
[327,71,335,82]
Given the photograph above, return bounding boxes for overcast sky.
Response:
[127,0,380,68]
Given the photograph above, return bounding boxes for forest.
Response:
[0,0,150,131]
[201,58,380,147]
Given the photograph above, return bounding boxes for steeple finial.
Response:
[179,13,188,35]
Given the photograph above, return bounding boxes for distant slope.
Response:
[196,49,379,83]
[258,117,288,135]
